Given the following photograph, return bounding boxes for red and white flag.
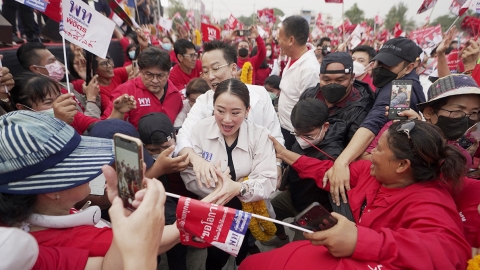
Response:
[460,0,473,15]
[394,22,402,37]
[226,14,238,30]
[176,197,251,256]
[201,23,220,41]
[316,13,323,28]
[374,15,384,25]
[325,0,343,3]
[417,0,438,14]
[201,15,210,24]
[257,8,274,23]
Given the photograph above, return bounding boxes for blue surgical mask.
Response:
[162,43,172,51]
[269,92,277,100]
[128,50,136,60]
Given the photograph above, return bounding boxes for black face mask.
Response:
[238,48,249,58]
[434,115,476,141]
[372,67,398,88]
[320,83,348,103]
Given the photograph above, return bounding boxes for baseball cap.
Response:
[320,52,353,74]
[138,113,175,145]
[0,111,114,194]
[417,74,480,111]
[88,119,154,169]
[372,37,423,66]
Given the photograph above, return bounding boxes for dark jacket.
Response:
[300,79,375,146]
[360,70,425,135]
[287,119,346,212]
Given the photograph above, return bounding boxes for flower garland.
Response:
[468,254,480,270]
[240,177,276,242]
[194,29,202,46]
[240,62,253,85]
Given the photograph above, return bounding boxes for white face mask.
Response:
[295,127,325,149]
[266,50,272,57]
[38,108,55,118]
[353,61,366,78]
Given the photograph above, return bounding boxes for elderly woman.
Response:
[240,120,471,270]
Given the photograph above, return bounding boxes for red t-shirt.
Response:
[169,60,202,89]
[103,77,183,128]
[255,67,271,86]
[120,36,131,66]
[31,226,113,270]
[169,50,178,64]
[360,74,376,92]
[99,67,129,112]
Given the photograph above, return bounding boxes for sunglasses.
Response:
[396,120,429,166]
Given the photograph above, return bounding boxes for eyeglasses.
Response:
[183,53,198,60]
[143,72,168,81]
[201,63,230,78]
[290,129,321,141]
[98,58,114,69]
[438,108,480,122]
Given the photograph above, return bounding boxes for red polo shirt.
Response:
[169,60,202,89]
[99,67,129,112]
[104,77,183,128]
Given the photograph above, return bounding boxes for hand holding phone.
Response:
[294,202,338,232]
[114,133,144,211]
[132,60,139,74]
[388,80,413,120]
[235,30,251,37]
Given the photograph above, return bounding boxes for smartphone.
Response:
[114,133,144,211]
[132,60,138,74]
[388,80,413,120]
[294,202,338,232]
[235,30,251,37]
[458,122,480,149]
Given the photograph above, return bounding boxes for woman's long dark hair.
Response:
[387,120,466,191]
[0,193,37,226]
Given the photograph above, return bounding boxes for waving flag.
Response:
[226,14,238,30]
[460,0,473,15]
[417,0,438,14]
[394,22,402,37]
[315,13,323,28]
[374,15,384,25]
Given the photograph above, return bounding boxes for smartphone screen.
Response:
[294,202,338,231]
[132,60,138,74]
[388,80,413,120]
[236,30,251,37]
[114,134,144,211]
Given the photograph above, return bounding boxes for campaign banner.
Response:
[409,25,442,49]
[176,196,251,256]
[16,0,48,12]
[226,14,238,30]
[201,23,220,42]
[60,0,115,58]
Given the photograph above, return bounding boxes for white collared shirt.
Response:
[176,84,284,153]
[180,116,277,204]
[278,44,320,132]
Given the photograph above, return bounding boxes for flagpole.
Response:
[427,1,437,25]
[342,1,345,41]
[61,37,71,93]
[447,16,460,32]
[165,192,315,234]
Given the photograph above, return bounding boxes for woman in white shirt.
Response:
[181,78,277,269]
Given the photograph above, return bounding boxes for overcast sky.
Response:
[174,0,453,25]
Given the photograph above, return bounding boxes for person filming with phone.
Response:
[240,120,471,270]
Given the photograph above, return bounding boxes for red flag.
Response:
[325,0,343,3]
[176,196,251,256]
[42,0,61,22]
[374,15,384,25]
[394,22,402,37]
[201,23,220,41]
[447,49,465,73]
[315,13,323,28]
[417,0,438,14]
[226,14,238,30]
[201,15,211,24]
[257,8,274,23]
[460,0,472,16]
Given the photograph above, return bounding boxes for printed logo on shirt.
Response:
[367,264,383,270]
[201,151,213,162]
[459,211,466,222]
[138,97,151,107]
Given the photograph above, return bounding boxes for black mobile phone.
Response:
[294,202,338,232]
[235,30,251,37]
[114,133,144,211]
[388,80,413,120]
[458,135,475,149]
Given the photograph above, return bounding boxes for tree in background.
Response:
[384,2,416,32]
[168,0,187,18]
[344,3,365,24]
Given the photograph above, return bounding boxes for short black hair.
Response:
[10,72,61,108]
[282,16,309,46]
[351,45,377,62]
[186,78,210,96]
[174,39,196,61]
[137,46,171,71]
[265,75,281,90]
[291,98,329,134]
[16,42,47,70]
[318,37,331,47]
[162,36,174,44]
[203,40,237,64]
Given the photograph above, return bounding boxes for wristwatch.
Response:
[239,183,247,197]
[276,161,284,169]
